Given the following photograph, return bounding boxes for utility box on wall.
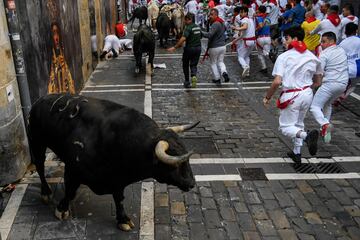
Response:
[0,0,31,185]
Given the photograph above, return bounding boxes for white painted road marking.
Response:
[350,92,360,101]
[139,182,154,240]
[190,157,360,164]
[140,60,155,240]
[0,184,28,240]
[195,175,242,182]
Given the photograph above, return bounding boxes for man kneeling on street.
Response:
[263,26,322,164]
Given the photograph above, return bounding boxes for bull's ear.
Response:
[166,121,200,133]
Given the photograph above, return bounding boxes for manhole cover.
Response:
[238,168,268,181]
[292,162,345,173]
[182,137,218,154]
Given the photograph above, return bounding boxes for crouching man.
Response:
[100,35,133,60]
[263,26,323,164]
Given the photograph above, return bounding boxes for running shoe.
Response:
[183,81,191,88]
[212,79,221,86]
[222,72,230,82]
[191,76,197,88]
[305,130,319,156]
[287,151,302,164]
[321,123,332,144]
[242,67,250,77]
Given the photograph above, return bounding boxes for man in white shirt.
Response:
[312,0,324,20]
[340,3,359,42]
[184,0,198,15]
[264,0,279,25]
[214,0,229,20]
[338,23,360,102]
[100,35,133,60]
[311,5,341,41]
[263,26,322,163]
[310,32,348,143]
[232,6,256,77]
[263,0,280,56]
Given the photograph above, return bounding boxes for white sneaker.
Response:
[242,67,250,77]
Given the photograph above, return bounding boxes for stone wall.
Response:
[0,0,117,184]
[78,0,92,82]
[0,0,30,185]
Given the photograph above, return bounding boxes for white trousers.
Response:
[236,39,255,69]
[279,88,313,148]
[310,82,347,126]
[209,46,227,80]
[119,39,133,49]
[256,36,271,70]
[103,39,120,55]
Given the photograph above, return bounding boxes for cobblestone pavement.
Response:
[2,31,360,239]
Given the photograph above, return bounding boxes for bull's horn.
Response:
[155,140,193,167]
[166,121,200,133]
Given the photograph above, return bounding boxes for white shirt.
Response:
[215,4,229,20]
[264,2,279,25]
[234,14,242,38]
[248,7,255,19]
[240,17,256,38]
[313,1,324,20]
[272,49,322,89]
[339,36,360,79]
[103,35,121,54]
[319,45,349,84]
[278,0,287,9]
[184,0,198,15]
[311,19,341,42]
[340,16,359,41]
[91,35,97,53]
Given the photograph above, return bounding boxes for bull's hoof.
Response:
[55,208,70,220]
[41,194,52,204]
[118,220,135,231]
[135,67,140,73]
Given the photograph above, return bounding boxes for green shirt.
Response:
[183,23,202,48]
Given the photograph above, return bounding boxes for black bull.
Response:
[129,6,148,29]
[28,94,198,231]
[156,12,171,48]
[133,24,155,73]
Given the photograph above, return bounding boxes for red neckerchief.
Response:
[306,16,317,23]
[347,15,355,21]
[327,13,341,27]
[257,13,267,19]
[213,16,224,23]
[288,40,307,53]
[264,0,277,4]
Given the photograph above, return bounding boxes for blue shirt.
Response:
[290,3,306,26]
[280,9,292,32]
[256,16,271,36]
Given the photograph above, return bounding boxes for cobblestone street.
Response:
[2,37,360,240]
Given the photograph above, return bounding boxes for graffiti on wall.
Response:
[47,0,75,94]
[15,0,83,102]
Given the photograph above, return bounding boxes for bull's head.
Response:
[153,122,199,192]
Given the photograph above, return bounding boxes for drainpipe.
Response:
[3,0,32,118]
